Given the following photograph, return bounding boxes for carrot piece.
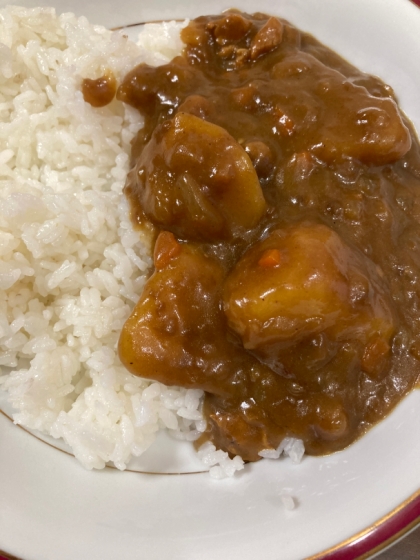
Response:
[154,231,181,269]
[258,248,282,268]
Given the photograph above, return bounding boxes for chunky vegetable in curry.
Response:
[86,12,420,461]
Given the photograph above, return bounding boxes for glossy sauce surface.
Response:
[82,71,117,107]
[113,12,420,461]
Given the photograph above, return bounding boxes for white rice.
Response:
[280,494,296,511]
[258,437,305,463]
[0,6,303,480]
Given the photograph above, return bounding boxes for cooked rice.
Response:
[258,438,305,463]
[0,6,303,478]
[280,494,296,511]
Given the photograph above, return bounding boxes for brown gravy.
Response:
[82,71,117,108]
[108,12,420,461]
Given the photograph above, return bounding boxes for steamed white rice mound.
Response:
[0,7,302,478]
[0,6,220,472]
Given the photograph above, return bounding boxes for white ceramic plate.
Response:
[1,0,420,558]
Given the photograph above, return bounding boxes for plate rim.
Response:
[1,401,420,560]
[1,1,420,559]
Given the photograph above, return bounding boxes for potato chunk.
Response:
[119,234,235,395]
[129,112,266,241]
[223,223,395,374]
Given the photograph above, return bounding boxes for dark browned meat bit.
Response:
[117,11,420,462]
[244,141,274,180]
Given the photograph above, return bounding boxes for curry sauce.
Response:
[104,12,420,461]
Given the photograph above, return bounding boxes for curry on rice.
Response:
[84,11,420,461]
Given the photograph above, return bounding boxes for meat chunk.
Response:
[271,52,411,165]
[250,17,283,60]
[206,12,252,44]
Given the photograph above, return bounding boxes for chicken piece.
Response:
[223,223,395,376]
[205,380,350,460]
[117,58,197,118]
[128,112,266,241]
[271,52,411,165]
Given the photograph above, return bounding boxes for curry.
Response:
[87,12,420,461]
